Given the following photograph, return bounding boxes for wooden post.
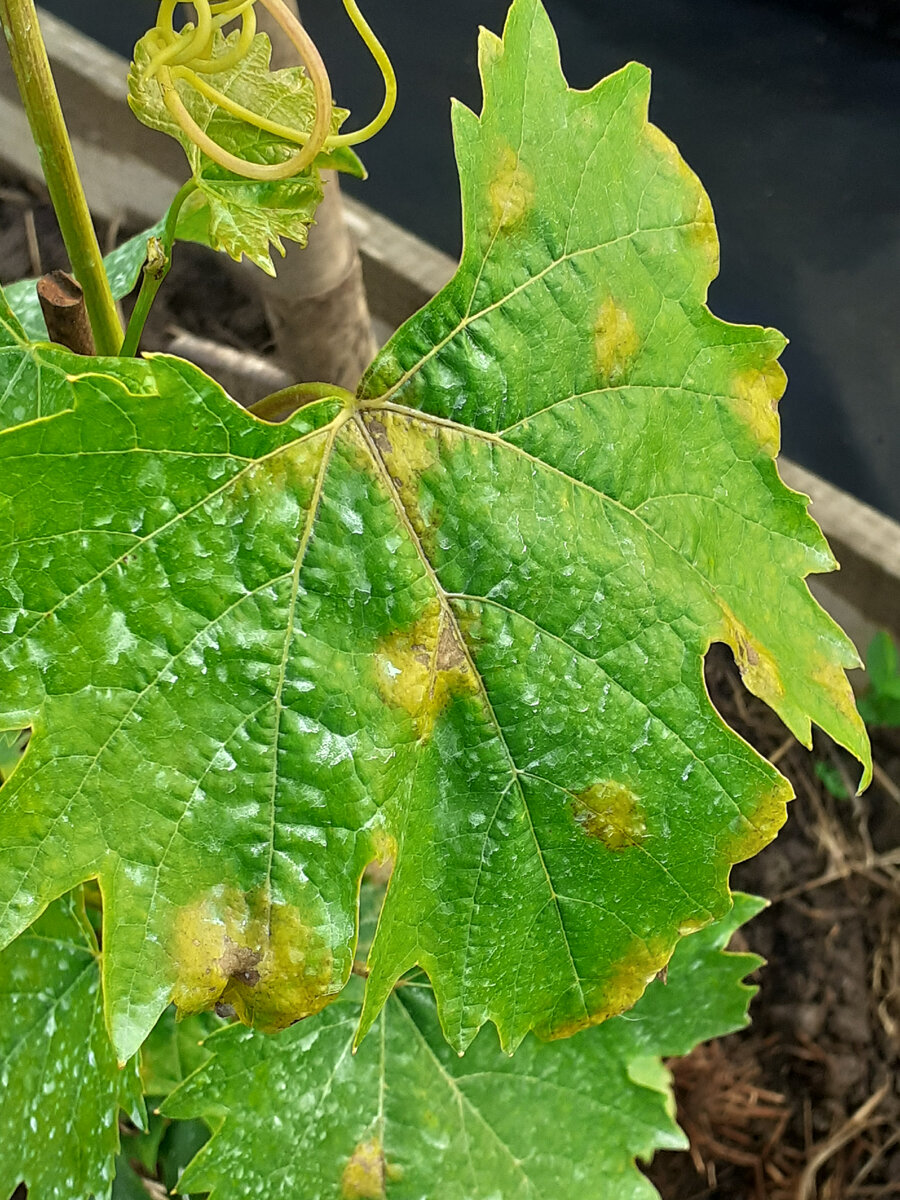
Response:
[252,0,377,391]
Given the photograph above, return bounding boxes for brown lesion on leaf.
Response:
[572,779,647,850]
[375,600,478,739]
[170,885,338,1033]
[718,605,786,717]
[488,144,535,232]
[361,412,442,553]
[341,1137,397,1199]
[728,360,786,458]
[593,296,640,386]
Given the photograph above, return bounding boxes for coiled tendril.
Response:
[144,0,396,182]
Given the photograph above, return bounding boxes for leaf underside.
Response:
[161,894,764,1200]
[0,0,868,1065]
[0,893,143,1200]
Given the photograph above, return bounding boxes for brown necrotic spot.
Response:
[718,605,785,712]
[341,1138,387,1200]
[572,780,647,850]
[488,145,535,232]
[375,602,478,739]
[170,885,338,1033]
[593,296,640,385]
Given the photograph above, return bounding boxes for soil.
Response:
[2,178,899,1200]
[647,647,900,1200]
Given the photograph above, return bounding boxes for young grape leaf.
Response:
[129,30,364,274]
[0,0,869,1065]
[161,894,765,1200]
[0,889,144,1200]
[3,222,166,342]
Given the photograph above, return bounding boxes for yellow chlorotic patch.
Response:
[376,601,479,739]
[170,885,337,1032]
[644,123,719,279]
[478,26,504,73]
[547,934,672,1040]
[593,296,641,385]
[728,361,787,457]
[230,432,329,512]
[572,780,647,850]
[363,412,441,549]
[341,1138,386,1200]
[488,144,535,232]
[719,776,792,864]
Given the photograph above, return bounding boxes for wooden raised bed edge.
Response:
[0,8,896,651]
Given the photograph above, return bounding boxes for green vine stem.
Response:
[0,0,122,355]
[120,181,197,358]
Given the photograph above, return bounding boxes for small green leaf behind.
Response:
[161,894,765,1200]
[2,223,166,342]
[140,1005,218,1099]
[128,30,364,274]
[858,631,900,727]
[0,889,144,1200]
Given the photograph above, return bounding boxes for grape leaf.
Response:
[0,302,154,430]
[140,1006,219,1098]
[3,223,166,343]
[0,0,868,1065]
[129,30,364,274]
[0,889,144,1200]
[161,894,765,1200]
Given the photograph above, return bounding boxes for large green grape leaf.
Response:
[161,894,764,1200]
[0,889,144,1200]
[129,30,364,274]
[0,0,868,1066]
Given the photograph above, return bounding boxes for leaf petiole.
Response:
[120,180,198,358]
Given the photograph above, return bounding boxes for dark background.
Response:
[41,1,900,520]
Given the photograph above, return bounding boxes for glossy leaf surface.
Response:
[128,30,363,274]
[0,891,143,1200]
[0,0,867,1066]
[162,894,764,1200]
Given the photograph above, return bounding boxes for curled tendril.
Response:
[144,0,396,182]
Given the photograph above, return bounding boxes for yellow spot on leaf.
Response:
[593,296,640,385]
[644,123,719,278]
[478,26,504,72]
[376,601,478,739]
[341,1138,386,1199]
[488,145,535,232]
[363,412,440,551]
[719,777,792,863]
[548,934,672,1040]
[171,885,337,1032]
[729,361,786,457]
[573,780,646,850]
